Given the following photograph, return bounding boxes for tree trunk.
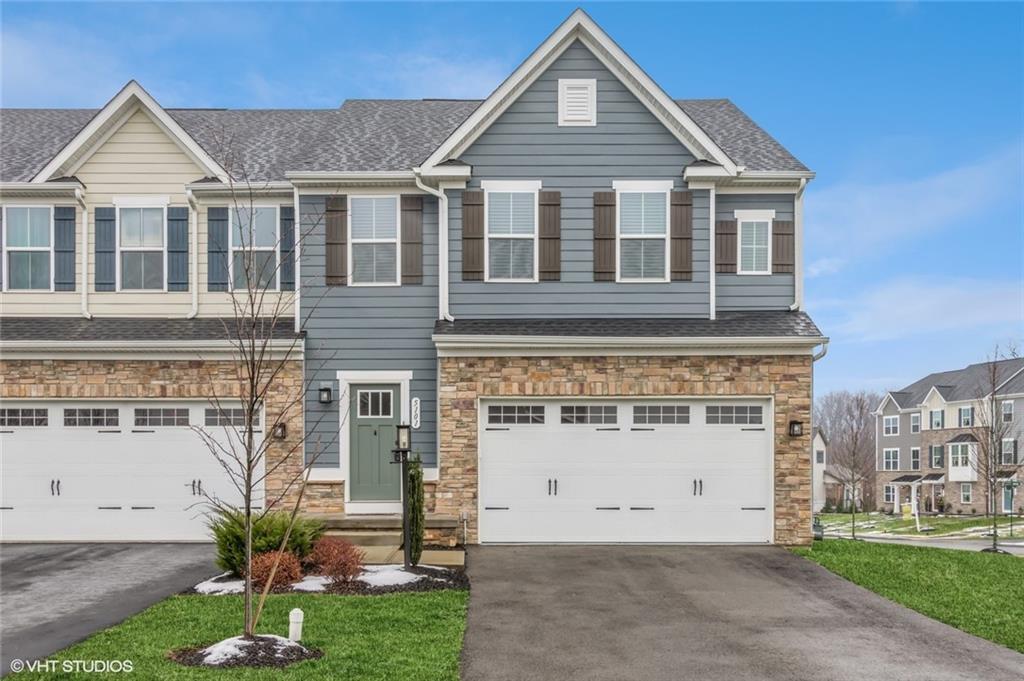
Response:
[244,501,253,636]
[850,503,856,540]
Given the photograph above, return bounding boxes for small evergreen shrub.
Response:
[407,457,425,566]
[209,509,324,576]
[250,550,302,590]
[308,537,365,583]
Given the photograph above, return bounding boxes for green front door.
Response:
[349,384,401,501]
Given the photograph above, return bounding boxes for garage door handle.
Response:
[51,479,55,496]
[693,479,697,496]
[596,427,619,431]
[741,507,766,511]
[547,479,552,495]
[191,479,196,496]
[630,506,655,511]
[484,506,509,511]
[596,506,620,510]
[630,427,654,431]
[56,479,60,496]
[741,427,766,432]
[554,479,558,495]
[197,480,203,496]
[486,427,510,431]
[699,479,703,496]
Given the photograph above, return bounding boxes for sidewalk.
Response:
[858,535,1024,556]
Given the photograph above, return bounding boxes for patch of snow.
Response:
[200,635,304,666]
[357,565,426,587]
[292,575,331,592]
[195,573,245,595]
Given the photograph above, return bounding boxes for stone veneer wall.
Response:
[0,358,344,515]
[435,354,814,545]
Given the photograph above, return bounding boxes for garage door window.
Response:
[488,405,544,425]
[0,408,48,426]
[633,405,690,425]
[561,405,617,425]
[705,405,763,425]
[205,408,260,427]
[135,408,190,427]
[64,408,119,427]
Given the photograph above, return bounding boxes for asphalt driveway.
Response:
[462,545,1024,681]
[0,543,216,676]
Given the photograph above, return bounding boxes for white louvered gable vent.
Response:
[558,78,597,126]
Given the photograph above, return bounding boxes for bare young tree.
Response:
[969,347,1021,553]
[815,390,879,537]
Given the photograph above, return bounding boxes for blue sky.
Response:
[2,2,1021,395]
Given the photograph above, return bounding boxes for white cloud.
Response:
[818,276,1023,343]
[805,144,1021,276]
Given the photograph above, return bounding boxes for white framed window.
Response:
[1002,438,1017,465]
[815,450,825,465]
[734,209,774,275]
[116,204,166,291]
[348,196,398,286]
[1002,401,1014,423]
[614,180,671,282]
[883,448,899,471]
[949,442,971,467]
[557,78,596,126]
[230,205,279,291]
[884,485,895,504]
[910,447,920,470]
[3,205,54,291]
[357,390,393,419]
[910,413,921,434]
[960,483,972,504]
[883,415,899,436]
[930,445,944,468]
[930,409,944,429]
[958,406,973,428]
[482,181,538,282]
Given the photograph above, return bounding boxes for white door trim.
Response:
[321,370,412,512]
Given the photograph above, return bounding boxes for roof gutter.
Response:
[185,189,199,319]
[790,177,808,312]
[433,333,828,350]
[75,187,92,319]
[413,170,454,322]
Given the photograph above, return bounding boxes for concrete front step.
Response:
[311,513,459,531]
[324,530,403,546]
[358,546,466,567]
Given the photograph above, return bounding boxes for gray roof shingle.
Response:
[888,357,1024,407]
[0,317,298,342]
[433,311,823,339]
[1,95,807,181]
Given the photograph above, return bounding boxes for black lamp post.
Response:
[392,424,412,569]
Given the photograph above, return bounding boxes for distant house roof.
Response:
[812,427,829,446]
[886,358,1024,408]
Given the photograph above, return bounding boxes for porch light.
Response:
[273,423,287,440]
[318,385,333,404]
[396,424,411,452]
[788,420,804,437]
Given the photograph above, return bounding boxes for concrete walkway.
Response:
[0,543,216,676]
[860,535,1024,555]
[462,545,1024,681]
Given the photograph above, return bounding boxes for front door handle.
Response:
[699,479,703,496]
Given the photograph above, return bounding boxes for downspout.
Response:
[708,185,716,320]
[413,172,454,321]
[76,188,92,319]
[293,185,301,333]
[790,178,808,312]
[185,189,199,318]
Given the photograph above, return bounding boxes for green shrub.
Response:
[209,509,324,576]
[407,457,425,566]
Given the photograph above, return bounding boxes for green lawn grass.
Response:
[819,513,1022,537]
[15,591,468,680]
[793,539,1024,653]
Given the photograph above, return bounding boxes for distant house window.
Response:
[3,206,53,290]
[930,445,944,468]
[958,406,973,428]
[949,442,971,467]
[883,448,899,471]
[483,182,538,282]
[910,447,920,470]
[706,405,763,425]
[883,415,899,436]
[615,181,670,282]
[1002,401,1014,423]
[960,483,972,504]
[815,450,825,465]
[910,413,921,434]
[231,205,279,290]
[884,485,895,504]
[557,78,596,126]
[930,409,944,429]
[118,206,165,290]
[1002,438,1017,465]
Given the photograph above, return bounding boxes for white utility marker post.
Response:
[289,608,304,642]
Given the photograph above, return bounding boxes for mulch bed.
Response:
[169,636,323,669]
[326,566,470,595]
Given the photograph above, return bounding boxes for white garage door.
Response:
[479,399,772,543]
[0,401,264,541]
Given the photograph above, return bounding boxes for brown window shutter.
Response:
[670,190,693,281]
[593,191,616,281]
[325,196,347,285]
[462,190,484,281]
[401,195,424,285]
[538,190,561,281]
[715,219,737,273]
[772,220,795,274]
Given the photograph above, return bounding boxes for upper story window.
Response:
[1001,438,1017,465]
[930,409,944,429]
[483,181,538,282]
[117,205,165,290]
[929,445,944,468]
[613,180,670,282]
[734,209,774,275]
[231,206,279,291]
[883,415,899,436]
[949,442,971,467]
[3,206,53,290]
[815,450,825,465]
[910,447,920,470]
[557,78,596,126]
[957,406,973,428]
[1002,401,1014,423]
[349,196,398,286]
[910,413,921,434]
[883,448,899,471]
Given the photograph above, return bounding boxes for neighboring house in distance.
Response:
[875,358,1024,516]
[0,10,827,546]
[812,428,828,511]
